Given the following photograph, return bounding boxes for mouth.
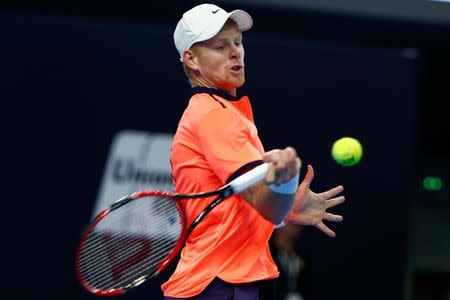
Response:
[230,65,244,72]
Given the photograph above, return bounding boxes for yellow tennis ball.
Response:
[331,137,363,166]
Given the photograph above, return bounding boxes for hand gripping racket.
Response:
[75,163,268,296]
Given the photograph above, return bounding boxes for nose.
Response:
[229,44,241,59]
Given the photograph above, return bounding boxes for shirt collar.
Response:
[191,87,242,101]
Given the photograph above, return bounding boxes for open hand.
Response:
[284,165,345,237]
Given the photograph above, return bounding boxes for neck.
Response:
[190,80,236,97]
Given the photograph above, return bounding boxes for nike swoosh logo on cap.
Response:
[212,9,220,13]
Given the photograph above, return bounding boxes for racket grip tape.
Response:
[229,163,268,193]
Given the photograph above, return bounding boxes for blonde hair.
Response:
[182,18,239,83]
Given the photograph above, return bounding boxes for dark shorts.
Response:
[164,277,260,300]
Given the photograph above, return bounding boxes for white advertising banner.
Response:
[93,130,174,217]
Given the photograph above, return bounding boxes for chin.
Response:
[218,77,245,93]
[237,77,245,87]
[232,77,245,89]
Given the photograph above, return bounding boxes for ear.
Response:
[183,50,200,71]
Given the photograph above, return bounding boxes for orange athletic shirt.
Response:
[162,87,279,298]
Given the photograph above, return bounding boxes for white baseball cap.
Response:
[174,3,253,62]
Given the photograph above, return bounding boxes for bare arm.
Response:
[239,147,301,224]
[240,183,295,224]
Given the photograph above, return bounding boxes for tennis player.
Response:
[163,4,345,299]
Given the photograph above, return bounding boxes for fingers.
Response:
[295,164,314,193]
[325,212,343,222]
[265,164,276,183]
[317,222,336,238]
[322,185,344,199]
[326,195,345,209]
[264,147,301,185]
[299,164,314,188]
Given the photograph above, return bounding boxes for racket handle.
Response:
[229,163,269,193]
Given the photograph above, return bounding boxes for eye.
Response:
[216,45,226,50]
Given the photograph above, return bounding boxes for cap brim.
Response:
[229,9,253,31]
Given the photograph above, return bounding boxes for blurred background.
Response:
[2,0,449,299]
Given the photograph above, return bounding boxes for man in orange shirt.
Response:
[163,3,345,299]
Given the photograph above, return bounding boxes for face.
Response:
[186,24,245,95]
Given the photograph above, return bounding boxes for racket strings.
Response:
[81,237,173,291]
[79,232,177,289]
[79,233,153,279]
[77,195,182,291]
[92,242,178,291]
[79,230,174,266]
[79,201,180,290]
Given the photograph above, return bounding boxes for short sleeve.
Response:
[196,107,263,184]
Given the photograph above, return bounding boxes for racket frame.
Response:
[76,163,268,296]
[75,191,189,296]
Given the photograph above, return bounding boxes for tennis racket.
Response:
[75,163,269,296]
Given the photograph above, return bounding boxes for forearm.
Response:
[238,146,300,224]
[240,183,295,224]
